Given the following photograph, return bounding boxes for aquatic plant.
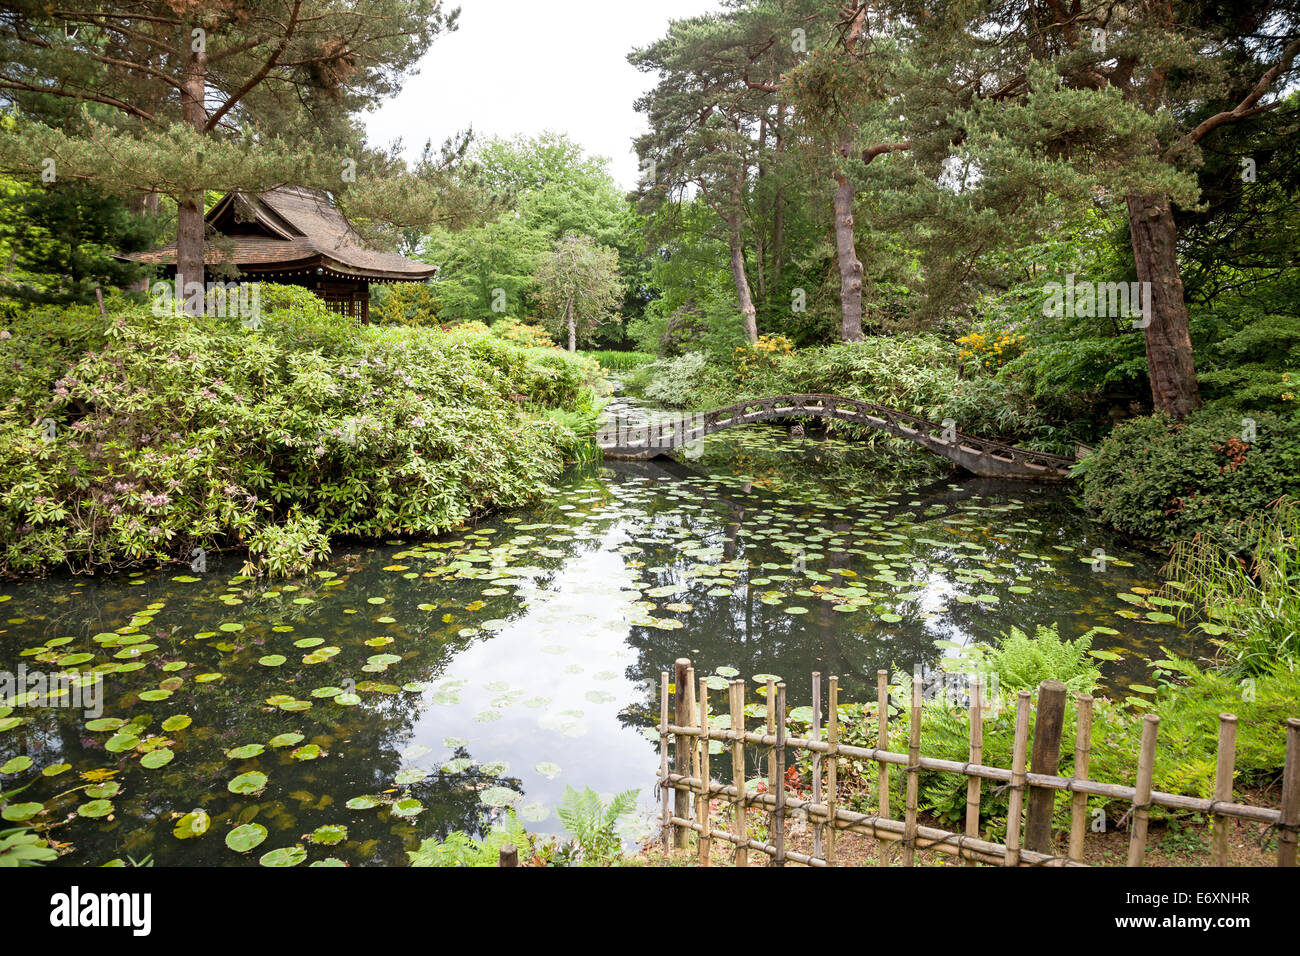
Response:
[555,786,639,865]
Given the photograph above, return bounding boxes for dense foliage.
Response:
[0,288,600,577]
[1080,409,1300,546]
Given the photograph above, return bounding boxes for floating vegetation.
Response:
[0,425,1200,866]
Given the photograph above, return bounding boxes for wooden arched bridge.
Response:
[598,393,1076,481]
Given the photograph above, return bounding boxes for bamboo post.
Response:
[498,844,518,867]
[1025,680,1067,854]
[1279,717,1300,867]
[686,664,698,783]
[1068,694,1094,863]
[811,671,823,861]
[729,678,748,866]
[826,676,839,865]
[963,678,984,866]
[698,677,712,866]
[765,678,777,864]
[774,681,787,866]
[1210,713,1238,867]
[902,673,922,866]
[877,669,891,867]
[659,669,670,851]
[673,658,691,851]
[1127,714,1160,867]
[1004,690,1032,867]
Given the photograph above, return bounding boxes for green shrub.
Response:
[1165,497,1300,674]
[0,299,599,577]
[1081,408,1300,545]
[628,335,1071,451]
[580,349,656,372]
[407,812,532,867]
[984,624,1102,696]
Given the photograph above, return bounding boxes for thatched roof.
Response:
[124,186,436,282]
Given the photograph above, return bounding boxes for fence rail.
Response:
[657,658,1300,867]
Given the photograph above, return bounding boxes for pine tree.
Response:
[0,1,458,309]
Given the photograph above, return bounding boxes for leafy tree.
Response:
[0,175,162,302]
[0,0,459,305]
[534,233,622,351]
[896,0,1300,417]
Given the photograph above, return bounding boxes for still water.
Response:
[0,425,1200,865]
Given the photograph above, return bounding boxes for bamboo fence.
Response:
[657,659,1300,867]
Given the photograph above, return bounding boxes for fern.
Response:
[556,785,639,865]
[407,811,532,867]
[987,624,1101,695]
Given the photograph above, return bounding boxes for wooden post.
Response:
[902,674,922,866]
[498,843,518,867]
[826,676,839,865]
[1279,717,1300,867]
[673,658,691,851]
[698,678,711,866]
[963,678,984,866]
[1004,690,1032,867]
[1127,714,1160,867]
[659,669,670,852]
[765,678,777,866]
[774,681,787,867]
[686,664,697,783]
[811,671,823,861]
[877,669,890,867]
[729,678,748,866]
[1210,713,1238,867]
[1025,680,1067,854]
[1068,694,1094,863]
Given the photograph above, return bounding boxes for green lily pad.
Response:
[259,845,307,867]
[173,809,210,838]
[228,771,268,795]
[225,823,268,853]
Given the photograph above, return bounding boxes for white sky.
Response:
[363,0,723,190]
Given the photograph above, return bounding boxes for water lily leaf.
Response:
[310,824,348,846]
[161,715,192,732]
[345,795,381,810]
[77,799,113,818]
[105,733,139,753]
[226,744,265,760]
[479,787,520,808]
[173,809,209,838]
[228,771,268,795]
[391,798,424,818]
[84,718,125,732]
[1,802,44,822]
[259,845,306,867]
[225,823,268,853]
[140,748,174,769]
[269,732,304,748]
[1,755,33,774]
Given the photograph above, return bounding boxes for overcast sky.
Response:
[363,0,723,190]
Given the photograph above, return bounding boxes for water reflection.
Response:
[0,426,1200,865]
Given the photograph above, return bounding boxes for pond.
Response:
[0,415,1203,866]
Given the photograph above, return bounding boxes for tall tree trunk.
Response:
[1125,192,1201,417]
[772,105,786,288]
[177,34,209,313]
[834,131,864,342]
[567,300,576,352]
[728,213,759,343]
[754,115,768,307]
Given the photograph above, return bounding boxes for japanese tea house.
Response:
[124,185,435,323]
